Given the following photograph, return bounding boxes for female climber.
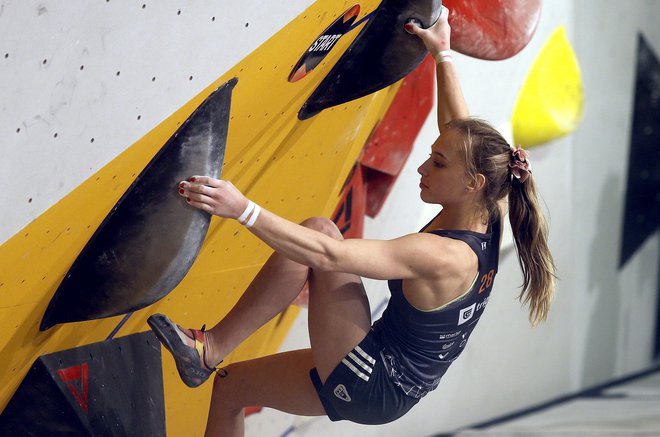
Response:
[148,6,556,436]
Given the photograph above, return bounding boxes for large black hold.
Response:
[298,0,441,119]
[620,34,660,268]
[0,332,165,436]
[40,78,238,331]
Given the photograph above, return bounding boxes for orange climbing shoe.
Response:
[147,313,223,388]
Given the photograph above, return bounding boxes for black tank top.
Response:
[372,214,501,398]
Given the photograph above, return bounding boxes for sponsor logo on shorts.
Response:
[458,303,476,325]
[334,384,351,402]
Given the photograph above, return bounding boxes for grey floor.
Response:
[450,368,660,436]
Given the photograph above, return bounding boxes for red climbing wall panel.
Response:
[361,55,435,217]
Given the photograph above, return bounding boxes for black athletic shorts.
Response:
[309,329,420,425]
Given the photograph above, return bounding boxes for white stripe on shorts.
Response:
[347,351,373,374]
[342,358,369,381]
[354,345,376,365]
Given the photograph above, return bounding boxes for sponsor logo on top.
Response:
[458,303,476,326]
[438,331,461,341]
[459,332,468,348]
[476,296,489,312]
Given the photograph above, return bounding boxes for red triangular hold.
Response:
[57,363,89,414]
[289,64,308,82]
[244,406,263,417]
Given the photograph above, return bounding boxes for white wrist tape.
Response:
[237,200,255,224]
[245,204,261,228]
[434,50,453,64]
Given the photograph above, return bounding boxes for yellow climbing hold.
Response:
[512,26,584,147]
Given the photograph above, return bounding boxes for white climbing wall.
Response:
[0,0,314,244]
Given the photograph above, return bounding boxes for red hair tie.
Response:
[509,146,532,183]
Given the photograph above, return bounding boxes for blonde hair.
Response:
[447,118,556,325]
